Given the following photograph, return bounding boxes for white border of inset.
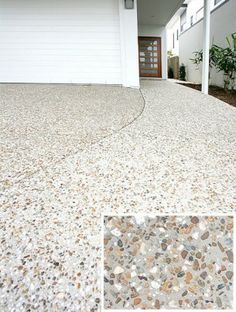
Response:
[101,212,235,312]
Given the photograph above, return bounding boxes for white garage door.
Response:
[0,0,122,84]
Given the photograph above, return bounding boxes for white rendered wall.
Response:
[182,0,226,31]
[168,0,225,56]
[138,24,168,79]
[167,20,180,56]
[183,0,204,30]
[119,0,140,88]
[179,0,236,87]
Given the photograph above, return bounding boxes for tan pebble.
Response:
[161,280,173,293]
[175,266,182,273]
[134,298,141,305]
[115,297,122,304]
[201,263,206,269]
[226,250,233,263]
[76,283,81,289]
[155,299,161,309]
[221,265,226,271]
[201,231,209,240]
[125,272,131,279]
[188,286,197,294]
[208,264,214,272]
[200,271,207,280]
[216,297,222,308]
[179,224,193,234]
[120,272,131,285]
[193,259,200,270]
[146,256,155,268]
[104,238,109,245]
[146,256,155,263]
[181,250,188,259]
[131,287,139,298]
[161,243,167,251]
[207,217,215,222]
[185,272,193,284]
[226,223,233,230]
[218,242,225,252]
[114,248,123,256]
[222,276,228,283]
[196,252,202,259]
[132,245,139,256]
[3,179,13,187]
[191,217,199,224]
[226,271,233,280]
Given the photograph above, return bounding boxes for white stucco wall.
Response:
[167,21,180,56]
[179,0,236,87]
[138,24,168,79]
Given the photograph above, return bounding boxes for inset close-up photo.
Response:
[103,215,234,310]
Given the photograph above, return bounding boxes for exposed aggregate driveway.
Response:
[0,80,235,311]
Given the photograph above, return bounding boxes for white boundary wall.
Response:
[179,0,236,87]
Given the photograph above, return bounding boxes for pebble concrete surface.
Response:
[0,80,236,311]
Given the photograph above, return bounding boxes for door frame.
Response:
[138,36,162,78]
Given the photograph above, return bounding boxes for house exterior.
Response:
[167,0,236,87]
[0,0,184,88]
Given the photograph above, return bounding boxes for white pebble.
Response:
[114,266,124,275]
[151,281,159,289]
[150,267,158,274]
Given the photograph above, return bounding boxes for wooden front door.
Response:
[138,37,162,78]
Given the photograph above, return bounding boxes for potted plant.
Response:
[168,67,174,78]
[179,63,186,81]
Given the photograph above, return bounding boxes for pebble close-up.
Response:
[104,215,234,310]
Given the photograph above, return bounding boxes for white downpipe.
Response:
[202,0,211,94]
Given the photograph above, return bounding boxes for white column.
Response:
[162,27,168,80]
[202,0,211,94]
[119,0,140,88]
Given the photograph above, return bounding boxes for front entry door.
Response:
[138,37,162,78]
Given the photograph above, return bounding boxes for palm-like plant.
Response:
[190,33,236,91]
[211,33,236,91]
